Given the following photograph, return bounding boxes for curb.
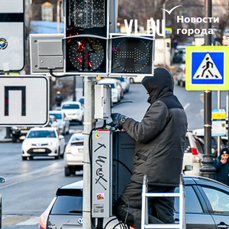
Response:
[0,138,12,143]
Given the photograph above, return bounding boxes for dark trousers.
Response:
[114,181,175,229]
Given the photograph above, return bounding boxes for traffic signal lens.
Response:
[66,37,106,72]
[111,37,153,74]
[66,0,107,37]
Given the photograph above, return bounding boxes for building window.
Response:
[42,2,53,21]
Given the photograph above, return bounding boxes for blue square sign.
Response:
[191,52,224,85]
[186,46,229,91]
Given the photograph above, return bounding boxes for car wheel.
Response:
[55,148,60,159]
[65,167,71,176]
[22,157,27,161]
[61,146,65,158]
[176,79,180,86]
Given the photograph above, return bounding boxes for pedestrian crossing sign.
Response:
[186,46,229,90]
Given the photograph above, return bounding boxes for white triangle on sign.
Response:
[193,53,222,79]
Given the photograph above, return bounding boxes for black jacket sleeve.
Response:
[123,101,169,143]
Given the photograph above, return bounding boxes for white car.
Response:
[21,127,66,160]
[115,76,130,93]
[97,78,122,103]
[176,64,186,87]
[47,115,61,129]
[64,133,84,176]
[49,110,70,135]
[61,102,84,124]
[183,131,204,176]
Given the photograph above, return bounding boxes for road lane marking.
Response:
[2,216,29,225]
[16,216,40,225]
[0,163,63,190]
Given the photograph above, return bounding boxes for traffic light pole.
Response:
[83,76,94,229]
[200,0,216,178]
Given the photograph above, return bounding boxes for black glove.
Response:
[111,113,128,127]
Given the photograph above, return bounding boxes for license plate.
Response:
[33,149,45,152]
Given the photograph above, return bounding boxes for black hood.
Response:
[141,67,174,104]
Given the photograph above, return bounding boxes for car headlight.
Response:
[27,143,32,147]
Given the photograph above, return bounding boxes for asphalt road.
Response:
[0,83,228,228]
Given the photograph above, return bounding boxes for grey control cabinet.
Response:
[92,130,113,218]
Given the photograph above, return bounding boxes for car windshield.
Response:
[28,130,56,138]
[50,113,62,120]
[62,104,80,109]
[72,135,84,141]
[71,142,83,146]
[50,196,82,215]
[116,78,125,82]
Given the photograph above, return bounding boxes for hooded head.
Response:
[221,148,229,156]
[141,67,174,104]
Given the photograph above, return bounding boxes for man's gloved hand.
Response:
[111,113,128,127]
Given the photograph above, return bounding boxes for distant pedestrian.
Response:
[55,91,63,107]
[213,148,229,186]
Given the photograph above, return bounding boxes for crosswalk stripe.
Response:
[16,216,40,225]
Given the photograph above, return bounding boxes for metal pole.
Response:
[57,0,61,33]
[83,76,94,229]
[163,2,166,66]
[200,0,216,178]
[217,91,221,156]
[73,76,76,101]
[49,76,53,110]
[228,92,229,150]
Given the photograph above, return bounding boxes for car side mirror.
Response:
[183,165,193,174]
[0,177,6,183]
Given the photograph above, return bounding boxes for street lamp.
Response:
[162,0,169,66]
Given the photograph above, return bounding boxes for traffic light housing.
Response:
[64,0,109,74]
[111,36,154,75]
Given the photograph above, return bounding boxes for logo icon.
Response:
[162,5,182,14]
[0,38,8,50]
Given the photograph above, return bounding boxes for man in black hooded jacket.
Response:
[111,67,187,229]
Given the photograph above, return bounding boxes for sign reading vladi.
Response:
[186,46,229,90]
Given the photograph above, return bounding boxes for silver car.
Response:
[64,133,84,176]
